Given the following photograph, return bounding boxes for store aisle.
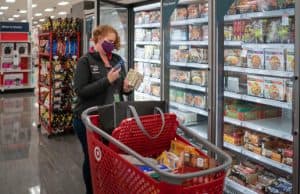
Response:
[0,93,85,194]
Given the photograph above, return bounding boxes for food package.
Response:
[256,0,278,11]
[151,29,160,41]
[227,76,240,93]
[134,62,144,75]
[185,92,195,106]
[286,80,293,103]
[282,157,293,166]
[170,69,178,82]
[171,26,188,41]
[143,63,151,77]
[261,141,282,163]
[144,45,154,59]
[247,75,264,97]
[193,93,206,109]
[264,77,286,101]
[170,89,177,102]
[224,49,242,66]
[286,48,295,72]
[149,11,160,23]
[224,124,244,145]
[244,143,262,155]
[152,47,160,60]
[247,49,264,69]
[150,64,160,78]
[135,47,145,59]
[144,29,152,41]
[172,7,188,21]
[249,19,267,43]
[199,2,209,17]
[1,43,14,56]
[188,48,208,63]
[189,25,202,41]
[264,48,285,71]
[151,84,160,97]
[191,70,207,86]
[201,25,209,40]
[175,90,185,104]
[176,70,191,83]
[187,4,200,19]
[266,19,281,43]
[171,109,197,126]
[135,12,144,24]
[230,164,258,185]
[257,172,276,186]
[177,48,189,63]
[157,151,180,170]
[126,68,144,90]
[244,130,270,146]
[16,43,28,55]
[224,24,234,41]
[266,178,292,194]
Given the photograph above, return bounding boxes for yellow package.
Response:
[157,151,181,170]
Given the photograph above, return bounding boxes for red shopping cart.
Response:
[82,104,232,194]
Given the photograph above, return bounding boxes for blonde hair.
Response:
[93,25,121,50]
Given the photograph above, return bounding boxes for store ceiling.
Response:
[0,0,83,24]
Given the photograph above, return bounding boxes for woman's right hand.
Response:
[107,67,121,84]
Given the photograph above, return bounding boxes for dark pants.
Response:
[73,118,93,194]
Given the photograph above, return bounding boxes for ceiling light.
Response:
[5,0,15,3]
[13,14,20,18]
[44,8,54,12]
[19,10,27,14]
[58,1,69,6]
[39,18,45,22]
[35,13,42,17]
[58,11,67,15]
[8,17,14,21]
[21,20,27,22]
[33,21,38,24]
[37,24,41,28]
[32,4,37,8]
[50,15,55,19]
[0,12,3,15]
[0,6,9,10]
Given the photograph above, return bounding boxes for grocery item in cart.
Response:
[286,80,293,103]
[247,75,264,97]
[189,25,202,41]
[264,77,286,101]
[171,26,188,41]
[191,70,207,86]
[286,48,295,72]
[264,48,285,71]
[187,4,200,19]
[224,49,242,66]
[247,49,264,69]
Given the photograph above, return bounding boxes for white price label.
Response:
[241,49,248,57]
[282,15,289,26]
[197,157,204,167]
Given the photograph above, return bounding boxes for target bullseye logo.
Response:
[94,146,102,162]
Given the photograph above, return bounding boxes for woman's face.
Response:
[96,32,117,53]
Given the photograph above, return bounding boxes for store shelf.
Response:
[171,40,208,46]
[1,69,32,73]
[171,17,208,26]
[170,102,208,116]
[224,8,295,21]
[135,41,160,45]
[224,91,292,109]
[224,41,242,46]
[242,43,294,50]
[224,142,293,174]
[170,81,206,92]
[134,58,160,64]
[144,76,160,83]
[224,117,293,141]
[134,2,160,11]
[39,32,50,37]
[224,66,294,78]
[135,23,160,28]
[188,123,208,139]
[0,40,30,43]
[1,85,34,91]
[134,91,160,101]
[225,178,258,194]
[170,61,208,69]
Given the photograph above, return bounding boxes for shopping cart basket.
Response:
[82,104,232,194]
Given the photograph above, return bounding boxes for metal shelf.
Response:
[224,66,294,78]
[224,142,293,174]
[134,2,160,11]
[1,69,32,73]
[170,61,208,69]
[135,41,160,45]
[134,91,160,101]
[0,40,30,43]
[1,85,34,91]
[170,81,206,92]
[224,8,295,21]
[135,23,160,28]
[170,102,208,116]
[224,117,293,141]
[171,17,208,26]
[134,58,160,64]
[225,178,258,194]
[224,41,242,46]
[144,76,160,83]
[188,123,208,139]
[171,40,208,46]
[242,43,294,50]
[224,91,292,109]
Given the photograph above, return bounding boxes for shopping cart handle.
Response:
[82,106,232,185]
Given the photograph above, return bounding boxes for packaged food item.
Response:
[264,48,285,71]
[199,2,209,17]
[175,90,185,104]
[144,29,152,41]
[244,130,269,146]
[16,43,28,55]
[125,68,144,90]
[151,84,160,96]
[266,19,281,43]
[191,70,206,86]
[257,172,276,186]
[143,12,150,24]
[157,151,180,169]
[247,75,264,97]
[170,89,177,102]
[247,49,264,69]
[150,64,160,78]
[224,124,244,146]
[144,45,154,59]
[171,26,188,41]
[230,164,258,185]
[201,25,209,40]
[149,11,160,23]
[170,69,178,82]
[244,143,262,155]
[143,63,151,77]
[264,77,286,101]
[187,4,200,19]
[224,24,233,41]
[227,76,240,93]
[257,0,277,11]
[189,25,202,41]
[135,12,143,24]
[224,49,242,66]
[188,48,208,63]
[185,92,194,106]
[134,62,144,74]
[172,109,197,126]
[178,48,189,63]
[172,7,188,21]
[151,28,160,41]
[286,80,293,103]
[282,157,293,166]
[266,178,292,194]
[286,48,295,72]
[152,47,160,60]
[193,93,206,109]
[176,70,190,83]
[262,141,282,163]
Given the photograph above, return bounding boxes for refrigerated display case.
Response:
[83,10,96,54]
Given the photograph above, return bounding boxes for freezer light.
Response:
[19,10,27,14]
[5,0,15,3]
[0,6,9,10]
[58,1,69,6]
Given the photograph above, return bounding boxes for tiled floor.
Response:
[0,92,85,194]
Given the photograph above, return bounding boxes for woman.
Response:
[73,25,132,194]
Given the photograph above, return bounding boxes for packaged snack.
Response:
[224,124,244,145]
[247,75,264,97]
[176,90,185,104]
[286,48,295,72]
[171,26,188,41]
[224,49,242,66]
[264,48,285,71]
[191,70,206,86]
[157,151,180,169]
[244,143,262,155]
[170,49,179,62]
[257,0,277,11]
[151,29,160,41]
[189,25,202,41]
[187,4,200,19]
[286,80,293,103]
[247,49,264,69]
[264,77,286,101]
[193,93,206,109]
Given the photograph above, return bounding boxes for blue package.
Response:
[137,164,170,174]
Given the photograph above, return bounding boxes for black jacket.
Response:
[73,52,128,118]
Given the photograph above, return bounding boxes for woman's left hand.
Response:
[123,79,133,93]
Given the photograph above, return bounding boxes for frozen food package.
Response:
[143,12,150,24]
[266,19,281,43]
[171,26,188,41]
[286,80,293,104]
[151,29,160,41]
[227,77,240,93]
[201,25,209,40]
[135,47,145,59]
[286,48,295,72]
[170,49,179,62]
[187,4,200,19]
[144,29,152,41]
[176,70,191,84]
[151,84,160,97]
[170,89,177,102]
[193,93,206,109]
[188,48,208,63]
[144,45,154,59]
[175,90,185,104]
[170,69,178,82]
[126,68,144,90]
[185,92,195,106]
[178,48,189,63]
[143,63,151,77]
[135,12,143,24]
[224,24,234,41]
[151,64,160,78]
[247,49,264,69]
[152,47,160,60]
[149,11,160,23]
[264,77,286,101]
[172,109,197,126]
[247,75,264,97]
[249,19,267,43]
[264,48,285,71]
[256,0,278,11]
[135,29,145,41]
[224,49,242,66]
[191,70,207,86]
[172,7,188,21]
[199,2,209,17]
[189,25,202,41]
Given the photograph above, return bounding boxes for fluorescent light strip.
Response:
[44,8,54,12]
[8,17,14,21]
[13,14,20,18]
[58,1,69,6]
[35,13,42,17]
[21,20,27,22]
[6,0,15,3]
[39,18,45,22]
[0,6,9,10]
[19,10,27,14]
[32,4,37,8]
[58,11,67,15]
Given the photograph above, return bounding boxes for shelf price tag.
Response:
[282,15,289,26]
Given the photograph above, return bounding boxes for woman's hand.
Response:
[123,79,133,93]
[107,67,121,84]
